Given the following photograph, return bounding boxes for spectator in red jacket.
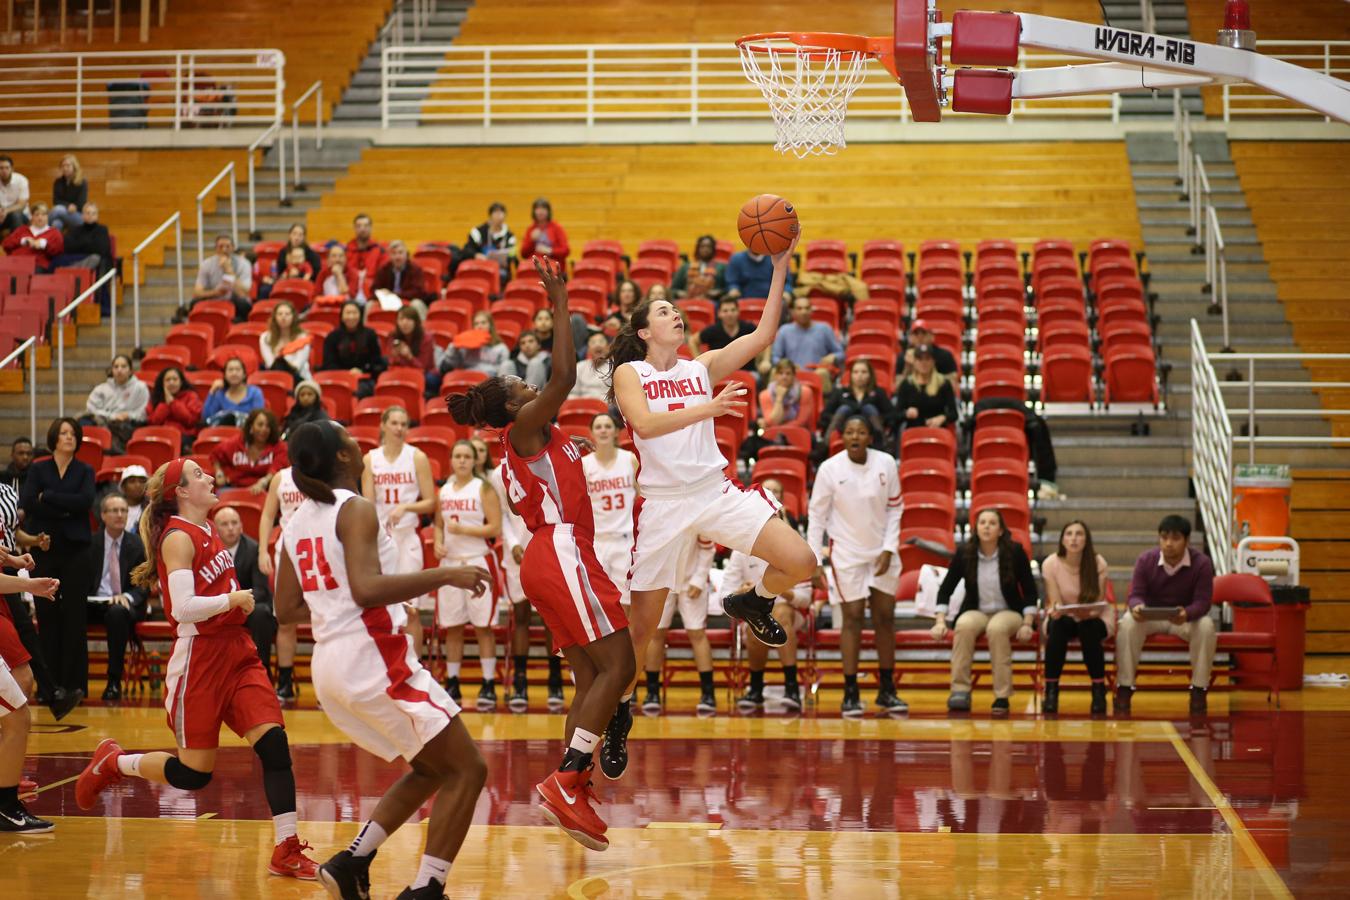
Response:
[519,197,569,265]
[145,366,202,449]
[210,408,288,493]
[1,203,63,272]
[344,212,387,301]
[373,240,437,308]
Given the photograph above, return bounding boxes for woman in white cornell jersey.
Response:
[599,232,815,776]
[807,415,906,717]
[259,465,307,700]
[434,440,502,711]
[361,406,437,656]
[274,421,491,900]
[582,412,638,609]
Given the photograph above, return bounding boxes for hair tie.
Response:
[162,457,186,493]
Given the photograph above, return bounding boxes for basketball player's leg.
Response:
[748,516,817,599]
[562,645,597,746]
[625,587,670,696]
[275,623,299,698]
[838,599,866,677]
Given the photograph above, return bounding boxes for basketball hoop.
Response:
[736,32,888,158]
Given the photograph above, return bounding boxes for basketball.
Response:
[737,193,799,255]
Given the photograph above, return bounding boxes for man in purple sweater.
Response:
[1115,515,1217,715]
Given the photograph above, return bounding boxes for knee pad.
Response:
[252,726,292,771]
[164,757,213,791]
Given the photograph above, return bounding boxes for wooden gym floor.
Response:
[10,675,1350,899]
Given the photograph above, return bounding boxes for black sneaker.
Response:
[445,676,461,703]
[101,682,122,702]
[477,680,497,711]
[395,881,446,899]
[0,802,55,834]
[1189,686,1208,716]
[599,700,633,780]
[507,681,529,713]
[317,848,374,900]
[947,691,972,712]
[276,680,297,703]
[841,686,864,718]
[991,697,1011,718]
[737,682,765,710]
[696,687,717,715]
[722,588,787,647]
[781,681,802,711]
[641,687,662,715]
[48,687,80,722]
[1114,685,1133,716]
[875,688,909,714]
[547,682,566,712]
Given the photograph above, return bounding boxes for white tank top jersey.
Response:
[274,467,305,530]
[624,358,726,497]
[488,464,529,553]
[806,448,903,569]
[583,449,637,538]
[438,476,490,560]
[369,443,420,530]
[283,489,405,643]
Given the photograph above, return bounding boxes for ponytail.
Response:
[287,420,344,504]
[601,299,654,405]
[447,376,513,429]
[131,462,186,589]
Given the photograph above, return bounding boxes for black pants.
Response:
[4,593,56,696]
[969,398,1059,483]
[1043,615,1108,681]
[32,537,94,695]
[87,601,145,685]
[247,602,277,677]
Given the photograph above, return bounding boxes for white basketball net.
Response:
[738,38,874,158]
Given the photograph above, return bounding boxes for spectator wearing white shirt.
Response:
[571,332,611,401]
[0,155,30,233]
[259,300,311,383]
[190,233,252,321]
[807,416,905,716]
[80,354,149,454]
[642,537,717,716]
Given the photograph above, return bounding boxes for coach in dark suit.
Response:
[213,506,276,673]
[86,491,148,701]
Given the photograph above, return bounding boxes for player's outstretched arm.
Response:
[514,255,576,435]
[702,232,799,384]
[257,473,282,577]
[614,363,747,440]
[273,544,310,625]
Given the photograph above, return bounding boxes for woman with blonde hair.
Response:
[895,344,958,431]
[259,300,311,383]
[49,154,87,232]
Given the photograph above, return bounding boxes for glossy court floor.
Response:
[10,672,1350,899]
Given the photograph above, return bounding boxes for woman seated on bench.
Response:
[930,508,1038,718]
[1041,520,1112,716]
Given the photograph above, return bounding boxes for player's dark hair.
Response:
[447,376,514,429]
[600,299,654,405]
[131,460,189,589]
[961,507,1017,591]
[288,420,345,504]
[1158,514,1192,538]
[1055,519,1102,604]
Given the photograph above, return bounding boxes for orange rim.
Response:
[736,31,890,62]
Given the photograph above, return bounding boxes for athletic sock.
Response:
[0,785,17,811]
[277,666,293,687]
[749,669,764,689]
[645,670,661,692]
[481,656,497,682]
[878,667,895,690]
[412,854,451,890]
[349,820,388,858]
[273,811,298,845]
[117,753,144,777]
[783,665,798,687]
[698,670,714,691]
[445,662,461,680]
[753,579,776,600]
[513,655,529,681]
[548,656,563,681]
[569,727,599,756]
[844,674,858,690]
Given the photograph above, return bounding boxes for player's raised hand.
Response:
[771,230,801,269]
[229,588,255,615]
[28,577,59,600]
[709,381,748,418]
[533,255,569,310]
[447,566,492,597]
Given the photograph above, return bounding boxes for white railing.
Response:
[380,42,1121,128]
[195,161,239,268]
[1174,105,1193,191]
[1203,205,1230,352]
[246,120,287,239]
[0,337,39,442]
[0,48,285,129]
[131,211,184,349]
[290,80,323,192]
[55,267,118,417]
[1190,319,1234,576]
[1217,351,1350,464]
[1139,0,1157,36]
[381,0,437,48]
[1187,153,1210,249]
[1223,40,1350,120]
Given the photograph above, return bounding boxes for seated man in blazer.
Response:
[212,506,276,677]
[86,491,148,701]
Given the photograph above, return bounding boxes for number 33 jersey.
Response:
[583,448,637,539]
[282,488,405,643]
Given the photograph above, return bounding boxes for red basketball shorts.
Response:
[0,613,30,669]
[520,525,628,651]
[163,629,284,749]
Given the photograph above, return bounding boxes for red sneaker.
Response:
[19,775,37,796]
[268,835,319,880]
[75,739,124,810]
[536,767,608,851]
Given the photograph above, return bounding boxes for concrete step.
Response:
[1053,466,1190,500]
[1143,224,1257,243]
[1141,208,1252,226]
[1039,497,1194,533]
[1054,435,1188,467]
[1134,178,1242,195]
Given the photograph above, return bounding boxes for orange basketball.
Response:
[737,194,798,256]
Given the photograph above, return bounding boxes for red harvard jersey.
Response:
[157,515,244,635]
[500,423,595,540]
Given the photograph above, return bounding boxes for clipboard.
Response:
[1054,602,1110,614]
[1136,606,1183,621]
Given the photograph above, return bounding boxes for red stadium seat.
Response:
[125,434,177,472]
[573,258,617,295]
[313,371,361,422]
[971,460,1030,498]
[974,407,1025,433]
[1100,319,1154,356]
[427,299,474,333]
[375,371,427,422]
[165,323,216,368]
[442,370,490,394]
[558,397,608,430]
[899,458,956,497]
[188,302,234,343]
[456,258,502,295]
[1103,347,1159,405]
[637,239,680,271]
[1040,345,1095,403]
[751,458,808,515]
[97,454,153,484]
[206,345,259,374]
[899,527,955,573]
[971,426,1028,465]
[581,239,625,271]
[899,491,956,532]
[248,370,293,414]
[969,491,1031,535]
[193,425,239,458]
[139,345,193,378]
[900,426,956,465]
[212,490,265,538]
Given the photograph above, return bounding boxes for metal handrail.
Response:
[1214,351,1350,463]
[1175,108,1192,192]
[290,80,323,192]
[1223,39,1350,121]
[0,337,39,442]
[1203,205,1229,352]
[55,267,119,418]
[1189,153,1210,248]
[246,120,286,239]
[1139,0,1157,35]
[1189,319,1233,575]
[132,211,184,349]
[195,161,239,268]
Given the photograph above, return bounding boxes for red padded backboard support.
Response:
[951,68,1015,115]
[949,11,1022,67]
[895,0,942,122]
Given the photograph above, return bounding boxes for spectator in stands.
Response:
[820,358,892,439]
[672,235,723,300]
[321,300,386,398]
[145,366,202,449]
[48,154,87,232]
[212,505,275,672]
[896,345,958,432]
[202,356,265,428]
[258,300,311,383]
[440,309,510,375]
[345,213,387,299]
[281,379,328,437]
[898,319,957,388]
[695,296,763,376]
[1041,520,1112,716]
[54,203,113,304]
[190,233,251,321]
[1,438,32,490]
[389,305,441,396]
[498,330,550,386]
[571,332,611,401]
[2,203,63,272]
[277,223,321,281]
[317,244,357,300]
[80,354,149,454]
[758,359,813,430]
[84,490,147,701]
[22,417,96,700]
[644,283,670,306]
[119,464,148,534]
[373,240,436,309]
[531,307,556,353]
[613,279,640,322]
[273,245,315,285]
[772,295,842,390]
[930,508,1038,717]
[1115,514,1216,716]
[463,201,516,283]
[0,155,30,234]
[519,197,569,265]
[725,245,794,302]
[211,408,287,493]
